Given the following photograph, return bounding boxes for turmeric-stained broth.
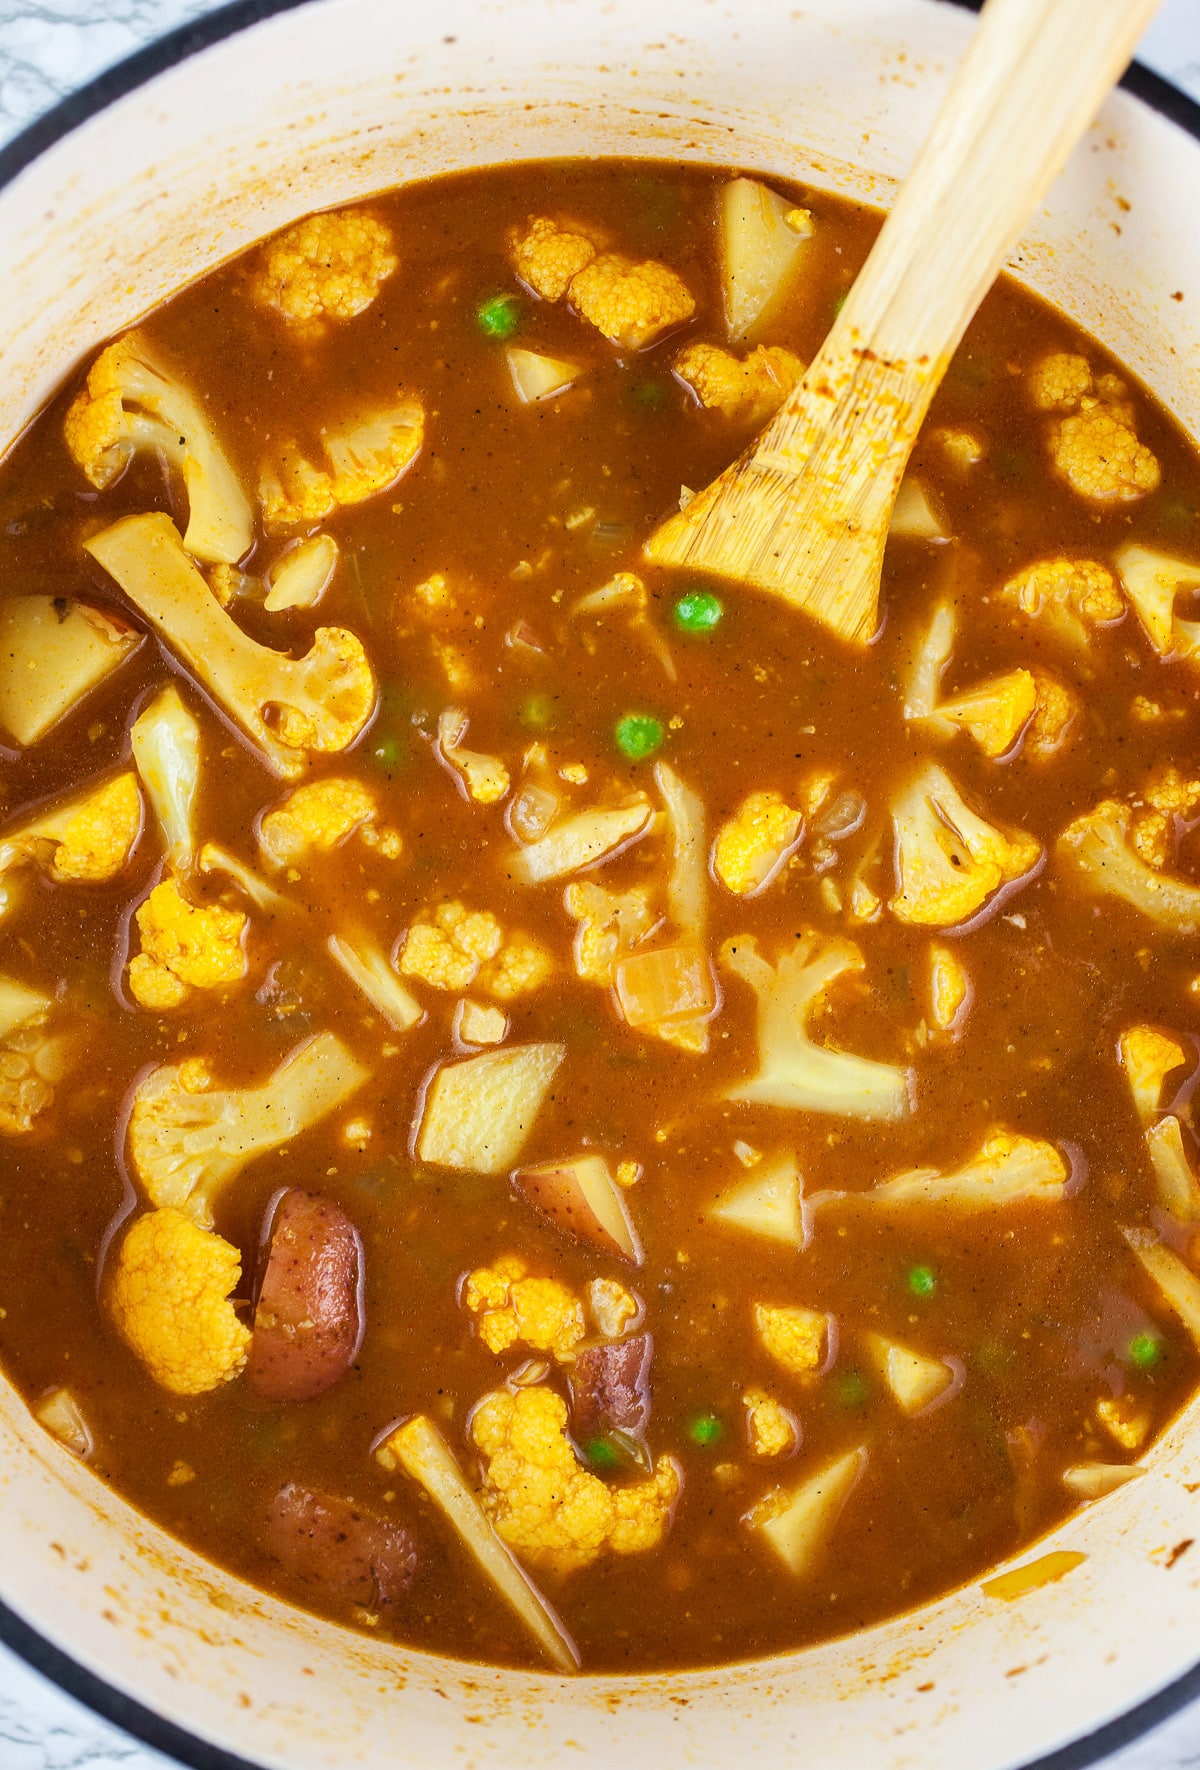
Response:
[1,161,1199,1672]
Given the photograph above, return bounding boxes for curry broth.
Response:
[0,160,1198,1671]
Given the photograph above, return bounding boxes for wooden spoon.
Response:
[644,0,1162,645]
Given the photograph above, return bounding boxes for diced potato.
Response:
[34,1387,93,1459]
[417,1042,565,1173]
[456,999,509,1046]
[506,347,581,403]
[511,800,653,884]
[1145,1116,1200,1223]
[1062,1461,1144,1500]
[376,1412,578,1672]
[744,1445,866,1576]
[513,1153,642,1264]
[706,1150,806,1247]
[327,933,424,1032]
[264,533,339,611]
[0,977,51,1042]
[889,478,948,540]
[0,596,141,746]
[1124,1229,1200,1349]
[862,1331,955,1416]
[613,945,715,1031]
[721,177,813,341]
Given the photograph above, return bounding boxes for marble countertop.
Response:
[1,0,1199,1764]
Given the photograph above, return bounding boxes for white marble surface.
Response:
[0,0,1199,1763]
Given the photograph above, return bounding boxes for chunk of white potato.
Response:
[0,977,51,1041]
[706,1150,806,1247]
[1062,1461,1144,1501]
[456,999,509,1046]
[376,1412,578,1672]
[1145,1115,1200,1224]
[721,177,813,341]
[862,1331,956,1416]
[744,1445,867,1576]
[417,1042,565,1173]
[889,478,948,540]
[0,596,141,746]
[34,1387,93,1459]
[506,347,581,403]
[511,800,653,884]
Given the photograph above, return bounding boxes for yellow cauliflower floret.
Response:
[462,1256,585,1362]
[570,253,695,350]
[257,777,377,868]
[1095,1394,1149,1451]
[109,1208,249,1395]
[250,210,398,327]
[890,764,1041,928]
[10,772,143,884]
[1026,671,1080,761]
[588,1276,641,1339]
[511,216,599,302]
[929,942,970,1033]
[1029,352,1096,412]
[1130,766,1200,870]
[479,932,554,1000]
[564,881,656,986]
[0,1016,72,1136]
[754,1303,829,1379]
[1029,353,1160,503]
[400,901,504,992]
[1120,1023,1188,1125]
[999,557,1124,649]
[936,669,1037,759]
[743,1387,799,1459]
[933,426,986,470]
[470,1384,679,1575]
[713,791,803,897]
[674,341,803,423]
[128,878,246,1009]
[260,402,424,531]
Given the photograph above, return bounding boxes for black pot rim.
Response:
[1,1,1199,1766]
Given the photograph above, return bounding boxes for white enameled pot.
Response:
[3,3,1200,1765]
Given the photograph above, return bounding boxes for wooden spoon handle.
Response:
[827,0,1161,374]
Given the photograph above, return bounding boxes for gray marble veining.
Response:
[0,0,1199,1763]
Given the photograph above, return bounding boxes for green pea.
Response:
[836,1370,870,1409]
[673,589,724,634]
[371,733,404,768]
[614,712,664,761]
[584,1436,621,1471]
[687,1412,724,1448]
[1128,1330,1164,1370]
[630,378,667,413]
[475,294,521,340]
[519,692,556,730]
[907,1263,937,1299]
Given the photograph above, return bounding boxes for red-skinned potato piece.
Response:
[263,1483,416,1612]
[249,1190,364,1401]
[512,1154,643,1265]
[572,1333,654,1443]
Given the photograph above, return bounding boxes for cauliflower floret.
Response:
[470,1384,679,1575]
[1116,544,1200,660]
[1129,766,1200,870]
[127,878,247,1010]
[0,773,142,918]
[260,401,425,530]
[929,942,970,1034]
[250,210,398,327]
[933,426,986,471]
[713,791,803,897]
[511,216,599,302]
[62,331,252,565]
[564,881,656,985]
[438,707,510,805]
[258,777,378,868]
[1095,1394,1149,1451]
[754,1303,830,1379]
[1119,1024,1189,1126]
[109,1208,249,1395]
[889,763,1041,928]
[1025,671,1080,761]
[480,933,554,1000]
[588,1277,641,1340]
[674,342,803,423]
[400,902,548,999]
[743,1387,799,1458]
[570,253,695,350]
[1029,354,1160,502]
[935,669,1037,759]
[999,557,1124,649]
[462,1256,585,1362]
[0,981,73,1136]
[1058,796,1200,934]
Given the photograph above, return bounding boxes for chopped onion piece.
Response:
[198,842,292,913]
[1124,1228,1200,1349]
[511,800,653,884]
[654,761,707,943]
[327,932,423,1032]
[614,944,716,1032]
[1145,1115,1200,1223]
[264,533,339,611]
[34,1387,93,1459]
[376,1413,578,1672]
[1062,1462,1144,1500]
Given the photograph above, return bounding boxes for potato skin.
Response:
[571,1332,653,1443]
[263,1483,417,1611]
[248,1190,363,1401]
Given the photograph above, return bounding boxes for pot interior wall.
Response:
[3,2,1200,1766]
